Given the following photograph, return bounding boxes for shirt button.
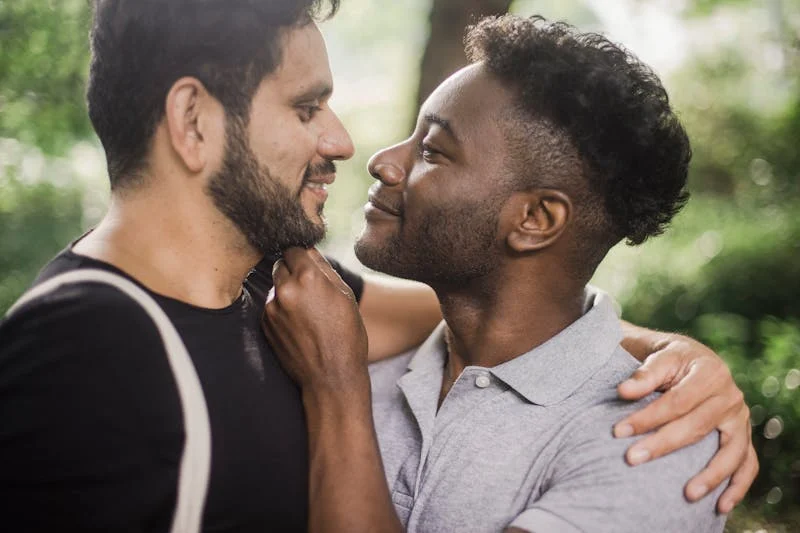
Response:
[475,374,491,388]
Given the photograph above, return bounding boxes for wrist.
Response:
[302,369,373,415]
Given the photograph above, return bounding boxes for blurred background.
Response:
[1,0,798,530]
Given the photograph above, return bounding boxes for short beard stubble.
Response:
[354,195,504,288]
[206,116,326,257]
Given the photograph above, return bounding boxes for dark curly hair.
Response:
[465,15,690,273]
[87,0,339,189]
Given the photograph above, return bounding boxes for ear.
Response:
[164,77,221,174]
[504,189,572,253]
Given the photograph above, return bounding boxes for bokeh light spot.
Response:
[785,368,800,390]
[761,376,780,397]
[766,486,783,505]
[764,416,784,439]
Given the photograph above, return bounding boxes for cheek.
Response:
[249,117,318,179]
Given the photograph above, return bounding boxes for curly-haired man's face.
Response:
[355,63,517,285]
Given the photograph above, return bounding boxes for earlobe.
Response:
[505,190,572,253]
[165,77,211,174]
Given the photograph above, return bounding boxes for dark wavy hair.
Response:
[465,15,690,270]
[87,0,339,189]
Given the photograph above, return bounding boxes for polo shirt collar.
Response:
[405,289,622,407]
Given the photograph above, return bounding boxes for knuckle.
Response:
[651,428,682,456]
[667,389,689,413]
[296,267,317,285]
[275,283,298,304]
[628,368,648,384]
[689,426,708,445]
[729,386,745,408]
[703,468,725,487]
[739,404,750,425]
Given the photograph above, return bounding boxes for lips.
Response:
[367,192,402,217]
[305,173,336,186]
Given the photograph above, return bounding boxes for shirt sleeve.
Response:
[508,400,727,533]
[0,284,182,532]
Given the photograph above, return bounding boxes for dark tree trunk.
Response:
[412,0,513,128]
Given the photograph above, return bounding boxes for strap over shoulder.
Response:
[7,269,212,533]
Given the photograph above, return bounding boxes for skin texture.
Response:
[265,62,757,533]
[70,15,753,531]
[73,23,353,309]
[360,278,443,361]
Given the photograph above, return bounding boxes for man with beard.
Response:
[0,1,373,531]
[0,2,753,533]
[262,14,750,533]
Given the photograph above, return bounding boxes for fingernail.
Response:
[614,423,634,438]
[266,287,275,304]
[628,448,650,465]
[688,484,708,500]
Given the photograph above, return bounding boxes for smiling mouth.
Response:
[367,193,402,217]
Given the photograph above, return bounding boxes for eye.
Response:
[419,142,442,163]
[297,103,322,123]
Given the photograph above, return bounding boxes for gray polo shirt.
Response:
[369,291,726,533]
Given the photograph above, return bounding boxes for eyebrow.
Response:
[423,113,459,143]
[291,82,333,104]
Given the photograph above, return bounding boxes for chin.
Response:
[354,234,415,281]
[354,234,389,272]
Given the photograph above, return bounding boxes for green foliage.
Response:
[0,171,84,314]
[0,0,797,528]
[0,0,93,154]
[708,316,800,515]
[687,0,754,17]
[613,198,800,519]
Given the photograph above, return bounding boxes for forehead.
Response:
[264,22,333,97]
[420,63,514,142]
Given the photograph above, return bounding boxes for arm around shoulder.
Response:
[509,401,727,533]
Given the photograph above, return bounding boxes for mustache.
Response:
[303,160,337,181]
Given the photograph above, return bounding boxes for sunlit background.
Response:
[1,0,798,530]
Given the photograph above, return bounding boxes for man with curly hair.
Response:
[265,14,730,532]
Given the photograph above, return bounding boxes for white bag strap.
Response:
[7,269,211,533]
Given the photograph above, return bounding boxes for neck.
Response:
[73,184,261,309]
[434,266,586,381]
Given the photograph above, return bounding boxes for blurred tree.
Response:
[674,0,800,200]
[0,169,85,313]
[0,0,92,154]
[414,0,513,122]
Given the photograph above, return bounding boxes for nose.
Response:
[318,109,355,161]
[367,143,407,186]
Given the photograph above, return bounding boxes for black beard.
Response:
[354,196,502,287]
[206,117,326,257]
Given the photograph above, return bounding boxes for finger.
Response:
[260,303,278,343]
[272,257,288,281]
[684,425,747,502]
[282,247,314,270]
[623,398,726,465]
[301,248,357,301]
[306,247,330,268]
[617,351,682,401]
[716,445,759,514]
[615,370,705,437]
